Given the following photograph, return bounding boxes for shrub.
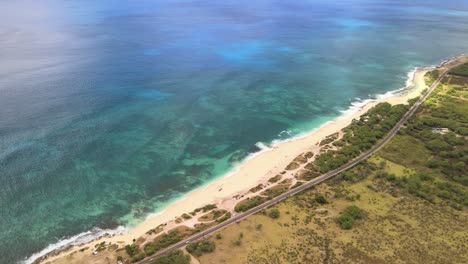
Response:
[181,213,192,220]
[345,205,362,219]
[315,195,328,204]
[337,205,363,229]
[144,230,184,256]
[269,208,280,219]
[125,244,139,257]
[131,253,146,263]
[186,239,216,257]
[149,250,190,264]
[234,196,267,212]
[337,213,354,230]
[215,212,231,223]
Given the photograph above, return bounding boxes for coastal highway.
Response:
[139,68,448,264]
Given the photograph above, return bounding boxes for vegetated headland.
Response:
[35,54,468,264]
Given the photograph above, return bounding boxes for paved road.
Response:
[139,69,448,264]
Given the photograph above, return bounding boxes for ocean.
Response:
[1,0,468,262]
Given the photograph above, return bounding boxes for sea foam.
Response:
[23,226,127,264]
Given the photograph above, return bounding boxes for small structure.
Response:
[432,127,450,134]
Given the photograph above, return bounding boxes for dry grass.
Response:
[198,169,468,264]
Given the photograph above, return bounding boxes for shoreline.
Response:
[30,55,465,264]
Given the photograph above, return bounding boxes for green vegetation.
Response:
[268,175,282,183]
[181,213,192,220]
[149,249,190,264]
[131,253,146,263]
[311,103,409,174]
[315,195,328,204]
[337,205,363,230]
[143,230,183,256]
[249,184,264,193]
[186,239,216,256]
[268,208,280,219]
[234,196,267,212]
[319,132,339,146]
[450,62,468,77]
[215,212,232,223]
[196,204,217,213]
[125,244,139,257]
[378,72,468,208]
[261,184,290,199]
[426,69,440,85]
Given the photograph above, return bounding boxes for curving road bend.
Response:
[139,68,449,264]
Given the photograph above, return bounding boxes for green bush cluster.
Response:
[315,195,328,204]
[143,230,183,257]
[125,244,139,257]
[215,212,232,223]
[337,205,363,230]
[149,249,190,264]
[449,62,468,77]
[268,208,280,219]
[131,253,146,263]
[181,213,192,220]
[312,103,408,174]
[186,239,216,256]
[234,196,267,212]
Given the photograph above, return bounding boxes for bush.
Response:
[125,244,139,257]
[149,250,190,264]
[186,239,216,257]
[143,230,183,256]
[215,212,231,223]
[131,253,146,263]
[337,205,363,229]
[234,196,267,212]
[315,195,328,204]
[345,205,362,219]
[337,213,354,230]
[269,208,280,219]
[181,213,192,220]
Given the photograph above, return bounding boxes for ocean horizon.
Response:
[1,0,468,263]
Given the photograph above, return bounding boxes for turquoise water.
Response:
[1,0,468,262]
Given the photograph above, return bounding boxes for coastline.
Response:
[30,55,465,264]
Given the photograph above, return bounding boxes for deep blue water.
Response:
[1,0,468,262]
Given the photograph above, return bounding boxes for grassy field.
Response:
[194,69,468,264]
[197,160,467,263]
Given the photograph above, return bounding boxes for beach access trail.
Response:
[137,59,459,264]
